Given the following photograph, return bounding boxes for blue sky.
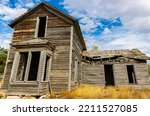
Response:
[0,0,150,58]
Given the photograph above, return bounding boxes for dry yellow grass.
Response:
[0,92,6,99]
[45,84,150,99]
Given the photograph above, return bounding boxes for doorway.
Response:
[104,65,115,86]
[126,65,137,84]
[28,52,40,81]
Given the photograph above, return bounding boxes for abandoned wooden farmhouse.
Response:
[1,2,150,95]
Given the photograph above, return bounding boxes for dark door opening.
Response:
[104,65,115,86]
[38,16,47,37]
[28,52,40,81]
[127,65,137,84]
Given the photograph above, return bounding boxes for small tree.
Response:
[0,47,8,74]
[92,45,99,51]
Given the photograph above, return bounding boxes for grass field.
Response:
[45,85,150,99]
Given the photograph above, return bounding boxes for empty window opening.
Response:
[43,56,50,81]
[37,16,47,37]
[127,65,137,84]
[28,52,40,81]
[104,65,115,86]
[16,52,28,81]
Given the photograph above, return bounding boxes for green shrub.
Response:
[0,47,8,74]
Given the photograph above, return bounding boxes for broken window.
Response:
[37,16,47,37]
[127,65,137,84]
[104,65,115,86]
[12,50,52,82]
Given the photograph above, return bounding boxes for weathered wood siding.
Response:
[50,46,70,92]
[2,8,72,93]
[7,82,49,95]
[82,63,149,86]
[134,63,149,85]
[82,65,105,85]
[8,83,39,95]
[2,46,15,89]
[113,64,129,85]
[70,28,83,89]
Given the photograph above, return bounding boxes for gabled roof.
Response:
[83,49,150,60]
[9,2,86,50]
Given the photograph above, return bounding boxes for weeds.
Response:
[0,92,6,99]
[45,85,150,99]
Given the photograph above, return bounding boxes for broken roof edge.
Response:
[83,49,150,60]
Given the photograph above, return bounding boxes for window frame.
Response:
[35,16,48,38]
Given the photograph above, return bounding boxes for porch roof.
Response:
[11,38,55,50]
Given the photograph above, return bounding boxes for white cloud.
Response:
[102,28,111,35]
[0,4,27,20]
[25,2,35,8]
[79,17,97,32]
[62,0,150,33]
[0,33,11,48]
[62,0,150,56]
[106,33,150,56]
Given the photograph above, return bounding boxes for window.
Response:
[37,16,47,37]
[12,51,51,82]
[127,65,137,84]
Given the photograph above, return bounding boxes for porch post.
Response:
[10,51,20,82]
[37,50,47,81]
[24,51,32,81]
[45,57,51,81]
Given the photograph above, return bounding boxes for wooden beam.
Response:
[68,26,73,91]
[24,51,32,81]
[37,50,47,81]
[10,51,20,82]
[34,17,39,38]
[74,58,78,82]
[47,57,52,93]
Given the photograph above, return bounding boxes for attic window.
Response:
[37,16,47,37]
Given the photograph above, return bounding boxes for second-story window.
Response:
[37,16,47,37]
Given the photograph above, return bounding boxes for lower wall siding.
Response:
[113,64,129,85]
[50,69,69,92]
[82,65,105,86]
[81,63,149,86]
[134,63,149,85]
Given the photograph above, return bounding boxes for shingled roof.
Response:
[83,49,150,60]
